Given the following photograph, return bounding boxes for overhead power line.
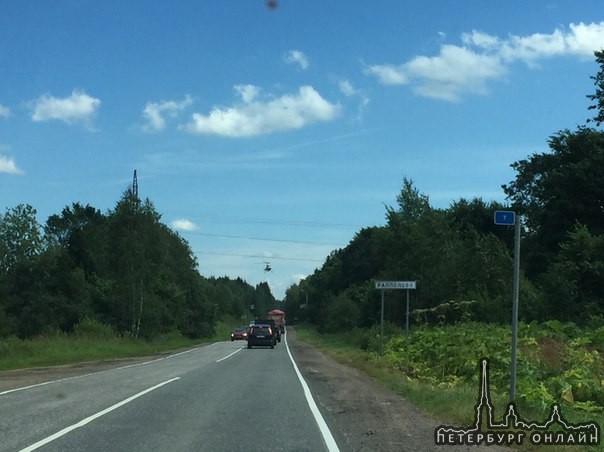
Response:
[194,251,324,263]
[183,231,344,247]
[166,212,363,230]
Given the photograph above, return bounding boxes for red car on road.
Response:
[230,327,248,341]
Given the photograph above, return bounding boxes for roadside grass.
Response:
[294,324,604,451]
[0,317,244,372]
[0,332,202,371]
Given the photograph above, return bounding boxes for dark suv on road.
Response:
[254,318,280,343]
[247,325,275,349]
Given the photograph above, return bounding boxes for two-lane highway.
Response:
[0,332,338,451]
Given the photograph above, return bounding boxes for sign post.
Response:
[494,210,521,402]
[380,289,385,354]
[374,280,417,354]
[406,288,411,337]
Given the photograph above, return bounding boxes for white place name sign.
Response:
[375,280,416,290]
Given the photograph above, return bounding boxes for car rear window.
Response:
[251,326,271,334]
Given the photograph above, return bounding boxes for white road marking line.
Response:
[0,379,58,396]
[0,345,208,396]
[216,346,244,362]
[18,377,180,452]
[284,329,340,452]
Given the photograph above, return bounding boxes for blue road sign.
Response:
[494,210,516,225]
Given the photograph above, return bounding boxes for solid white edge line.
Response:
[284,329,340,452]
[216,346,244,362]
[19,377,181,452]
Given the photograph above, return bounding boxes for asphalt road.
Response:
[0,334,338,452]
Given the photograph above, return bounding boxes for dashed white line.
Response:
[216,346,244,362]
[19,377,181,452]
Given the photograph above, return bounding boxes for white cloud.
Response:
[565,22,604,55]
[366,21,604,101]
[142,95,192,132]
[406,45,506,101]
[338,80,357,97]
[501,21,604,63]
[0,104,10,118]
[461,30,501,50]
[0,154,22,174]
[366,46,505,101]
[284,50,309,70]
[170,218,198,231]
[338,79,370,121]
[365,64,409,85]
[31,89,100,126]
[500,30,568,63]
[235,85,260,103]
[182,85,340,137]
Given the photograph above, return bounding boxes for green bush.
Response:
[369,321,604,414]
[72,317,115,339]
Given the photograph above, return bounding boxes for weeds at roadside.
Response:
[0,317,220,371]
[295,322,604,451]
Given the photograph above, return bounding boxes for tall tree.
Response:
[389,177,431,224]
[105,190,161,337]
[538,224,604,321]
[587,49,604,126]
[253,281,276,318]
[502,128,604,275]
[0,204,43,274]
[446,198,511,245]
[44,203,106,276]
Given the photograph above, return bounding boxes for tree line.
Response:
[0,189,276,339]
[284,51,604,332]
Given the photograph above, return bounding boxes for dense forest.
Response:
[284,51,604,332]
[0,190,276,339]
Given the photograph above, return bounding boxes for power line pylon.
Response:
[132,169,139,199]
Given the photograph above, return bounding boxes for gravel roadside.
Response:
[287,327,511,451]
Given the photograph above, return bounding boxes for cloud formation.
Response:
[142,95,192,132]
[0,104,10,118]
[182,85,340,137]
[170,218,198,231]
[338,80,358,97]
[0,154,22,174]
[284,50,309,70]
[338,79,370,121]
[30,89,100,126]
[366,21,604,101]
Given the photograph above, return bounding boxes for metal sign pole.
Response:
[509,216,521,402]
[380,289,385,355]
[494,210,521,403]
[405,289,410,337]
[374,280,417,350]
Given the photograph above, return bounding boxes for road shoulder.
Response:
[287,327,509,452]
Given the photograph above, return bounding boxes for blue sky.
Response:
[1,1,603,299]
